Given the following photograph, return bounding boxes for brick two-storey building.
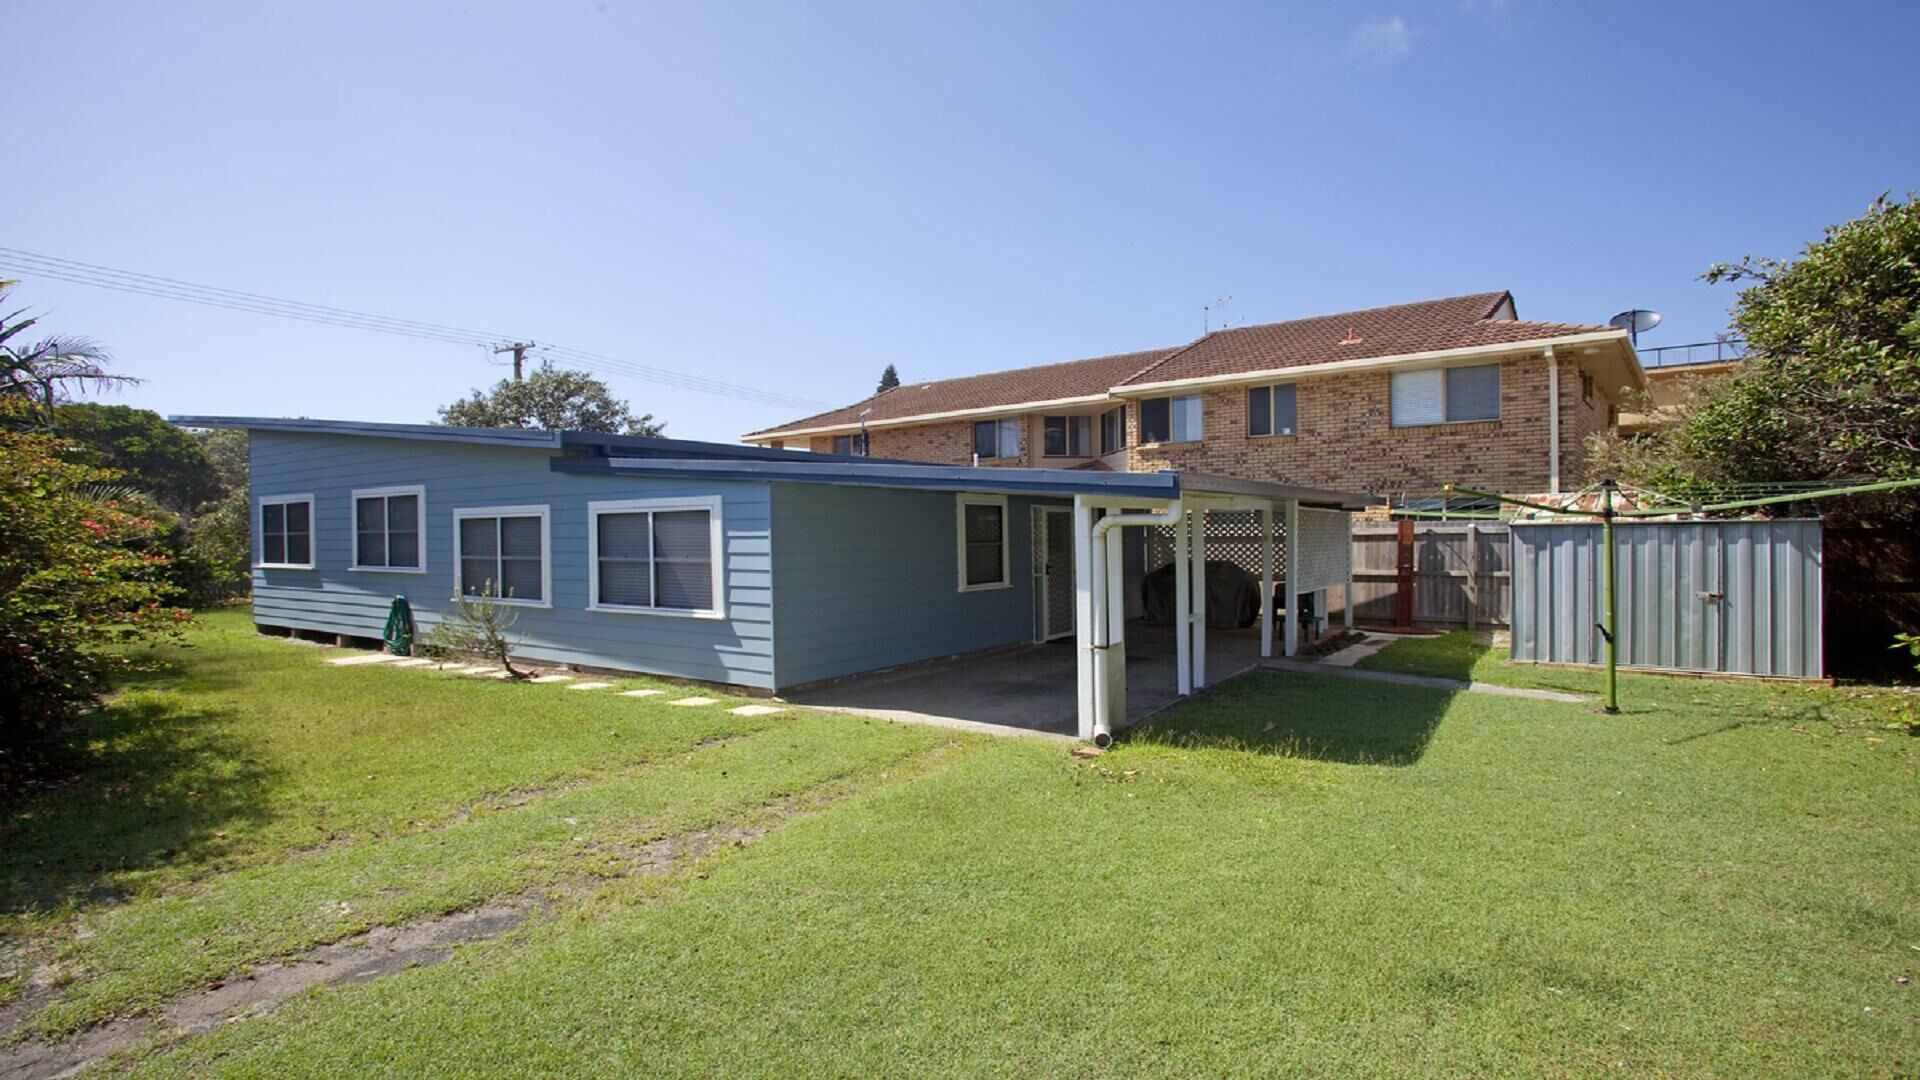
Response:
[744,292,1645,506]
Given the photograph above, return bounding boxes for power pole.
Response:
[493,341,536,381]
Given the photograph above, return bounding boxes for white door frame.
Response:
[1037,506,1075,642]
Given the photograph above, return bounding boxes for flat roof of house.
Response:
[171,415,1378,510]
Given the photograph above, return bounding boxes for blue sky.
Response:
[9,1,1916,441]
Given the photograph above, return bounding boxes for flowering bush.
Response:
[0,430,189,761]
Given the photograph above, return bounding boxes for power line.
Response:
[0,246,834,411]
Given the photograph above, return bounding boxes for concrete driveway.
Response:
[784,623,1268,739]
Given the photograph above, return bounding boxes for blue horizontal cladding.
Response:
[248,430,776,688]
[769,482,1064,687]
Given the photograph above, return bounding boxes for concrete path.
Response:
[1259,658,1589,704]
[1319,634,1395,668]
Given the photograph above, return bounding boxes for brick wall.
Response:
[810,419,1030,466]
[1126,355,1559,502]
[1556,356,1614,487]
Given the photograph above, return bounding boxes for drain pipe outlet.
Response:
[1088,501,1184,746]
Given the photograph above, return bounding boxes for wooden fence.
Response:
[1349,523,1511,629]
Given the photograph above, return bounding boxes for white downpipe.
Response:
[1088,501,1183,746]
[1073,497,1096,741]
[1189,506,1208,688]
[1259,506,1276,658]
[1545,346,1561,495]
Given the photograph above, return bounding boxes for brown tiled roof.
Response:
[747,291,1619,438]
[745,347,1173,437]
[1118,292,1613,387]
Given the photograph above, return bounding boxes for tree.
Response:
[0,281,138,430]
[51,403,220,512]
[1600,194,1920,503]
[182,429,252,602]
[1,431,189,761]
[422,590,529,679]
[438,366,662,435]
[876,364,901,393]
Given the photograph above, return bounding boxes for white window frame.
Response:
[1041,414,1093,458]
[586,496,727,620]
[955,493,1012,593]
[254,493,316,570]
[1140,394,1203,444]
[451,504,552,608]
[1247,383,1298,437]
[349,484,428,574]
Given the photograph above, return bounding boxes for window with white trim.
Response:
[1042,414,1092,457]
[972,419,1020,459]
[832,434,868,456]
[588,497,725,617]
[1247,384,1298,437]
[1139,394,1202,443]
[1390,363,1501,427]
[257,495,314,568]
[956,494,1010,591]
[454,506,549,604]
[351,486,425,571]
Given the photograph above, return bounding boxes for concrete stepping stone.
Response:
[729,704,784,717]
[389,658,437,668]
[668,696,719,707]
[567,682,615,691]
[529,674,576,684]
[621,689,666,697]
[327,654,400,667]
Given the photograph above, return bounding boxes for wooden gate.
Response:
[1350,523,1511,629]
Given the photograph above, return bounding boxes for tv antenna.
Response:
[1607,309,1662,348]
[1203,295,1233,335]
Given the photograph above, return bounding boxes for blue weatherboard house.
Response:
[174,417,1371,741]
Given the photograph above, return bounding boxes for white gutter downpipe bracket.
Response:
[1087,500,1184,747]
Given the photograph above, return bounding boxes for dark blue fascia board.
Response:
[551,455,1184,499]
[559,430,927,466]
[168,416,563,449]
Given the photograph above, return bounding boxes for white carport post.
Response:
[1259,505,1276,658]
[1283,498,1301,658]
[1073,496,1096,741]
[1104,519,1126,726]
[1173,503,1192,696]
[1189,503,1208,688]
[1343,511,1355,631]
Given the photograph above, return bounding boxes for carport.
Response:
[763,462,1375,742]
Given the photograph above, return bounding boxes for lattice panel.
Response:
[1144,510,1286,581]
[1293,507,1352,594]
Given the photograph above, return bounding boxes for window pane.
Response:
[656,559,714,610]
[387,495,418,532]
[1172,395,1203,442]
[459,516,498,558]
[500,516,542,558]
[460,559,497,596]
[963,502,1003,544]
[357,530,386,567]
[1101,407,1126,454]
[356,496,384,534]
[1043,417,1066,457]
[1273,384,1297,435]
[500,557,542,602]
[597,512,651,559]
[964,542,1004,586]
[598,560,652,607]
[1248,387,1271,436]
[1141,397,1170,443]
[1391,369,1445,426]
[387,529,419,569]
[1445,363,1501,422]
[997,420,1020,459]
[286,501,310,538]
[652,511,711,560]
[1068,416,1091,456]
[973,421,997,458]
[262,502,285,537]
[285,529,310,566]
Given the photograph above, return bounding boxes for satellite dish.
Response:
[1608,308,1662,346]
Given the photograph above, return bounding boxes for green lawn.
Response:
[3,612,1917,1076]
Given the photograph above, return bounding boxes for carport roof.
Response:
[554,455,1379,510]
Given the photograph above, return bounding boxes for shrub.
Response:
[421,589,529,680]
[0,431,190,763]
